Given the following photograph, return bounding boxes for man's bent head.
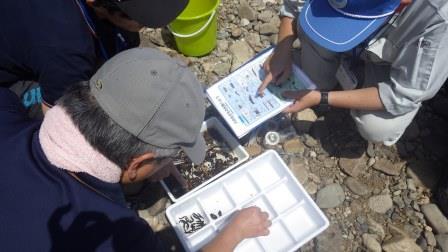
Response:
[54,48,206,183]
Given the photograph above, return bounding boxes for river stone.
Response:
[424,231,437,247]
[436,234,448,251]
[246,144,263,157]
[283,138,305,154]
[229,40,254,71]
[259,23,278,35]
[362,233,382,252]
[366,143,376,157]
[339,156,366,177]
[421,204,448,234]
[231,27,242,38]
[344,177,371,196]
[368,195,393,214]
[238,0,256,21]
[316,183,345,208]
[216,40,229,52]
[407,178,417,191]
[304,181,318,195]
[257,10,274,23]
[367,218,385,240]
[315,224,348,252]
[213,62,231,77]
[304,134,318,148]
[240,18,250,26]
[382,236,423,252]
[245,33,263,52]
[293,108,318,122]
[289,157,308,184]
[372,158,403,176]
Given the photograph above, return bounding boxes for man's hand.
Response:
[202,207,271,252]
[228,206,271,240]
[282,90,321,113]
[148,158,187,188]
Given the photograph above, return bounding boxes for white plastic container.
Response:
[166,150,329,252]
[161,117,249,202]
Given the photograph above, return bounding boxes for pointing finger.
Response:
[258,73,274,96]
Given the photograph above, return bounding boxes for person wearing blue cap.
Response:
[259,0,448,146]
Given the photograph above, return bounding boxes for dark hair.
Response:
[57,82,175,169]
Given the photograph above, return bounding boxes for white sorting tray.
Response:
[161,117,249,202]
[166,150,329,252]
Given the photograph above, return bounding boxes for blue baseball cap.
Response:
[299,0,401,52]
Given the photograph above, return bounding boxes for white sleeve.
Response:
[280,0,306,18]
[378,23,448,115]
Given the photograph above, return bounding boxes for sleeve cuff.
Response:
[42,99,53,108]
[280,5,297,18]
[378,82,421,116]
[280,0,306,18]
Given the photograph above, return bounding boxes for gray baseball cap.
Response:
[89,48,206,164]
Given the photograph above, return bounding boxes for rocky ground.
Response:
[128,0,448,251]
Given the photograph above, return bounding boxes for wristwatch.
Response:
[319,91,329,106]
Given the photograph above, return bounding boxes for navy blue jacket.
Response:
[0,0,139,106]
[0,88,164,251]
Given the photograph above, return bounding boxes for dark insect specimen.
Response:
[210,210,223,220]
[178,212,206,234]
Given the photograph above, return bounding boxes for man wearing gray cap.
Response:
[0,48,270,251]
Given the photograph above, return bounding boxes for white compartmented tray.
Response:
[161,117,249,202]
[166,150,329,252]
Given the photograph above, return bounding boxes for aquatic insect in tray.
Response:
[178,212,206,234]
[210,210,222,220]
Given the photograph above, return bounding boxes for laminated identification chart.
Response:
[217,68,282,126]
[207,47,315,138]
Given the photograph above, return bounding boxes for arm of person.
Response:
[258,0,305,94]
[282,87,384,113]
[284,19,448,114]
[375,25,448,116]
[258,17,295,93]
[201,207,271,252]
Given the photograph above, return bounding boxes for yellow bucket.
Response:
[168,0,220,57]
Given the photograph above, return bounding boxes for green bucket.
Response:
[168,0,220,57]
